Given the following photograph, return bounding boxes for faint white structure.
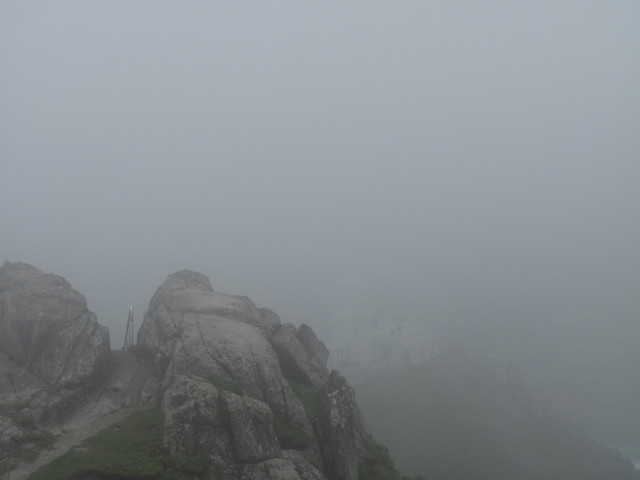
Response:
[123,305,135,349]
[326,307,439,383]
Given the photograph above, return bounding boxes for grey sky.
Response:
[1,1,639,355]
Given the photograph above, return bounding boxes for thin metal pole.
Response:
[130,305,135,346]
[123,305,134,349]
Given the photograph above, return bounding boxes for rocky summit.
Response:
[0,263,402,480]
[0,262,112,460]
[137,269,365,479]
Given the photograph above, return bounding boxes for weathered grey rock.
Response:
[147,269,215,316]
[0,351,46,400]
[0,262,110,388]
[240,457,301,480]
[259,308,283,336]
[222,391,281,462]
[145,269,280,335]
[140,272,308,422]
[317,371,365,480]
[139,270,325,476]
[240,452,325,480]
[297,324,329,367]
[0,262,117,478]
[270,323,329,389]
[163,375,237,477]
[281,450,326,480]
[3,265,380,480]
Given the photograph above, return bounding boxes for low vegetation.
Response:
[358,434,428,480]
[287,377,318,419]
[209,376,243,395]
[0,400,56,475]
[27,406,203,480]
[273,414,310,450]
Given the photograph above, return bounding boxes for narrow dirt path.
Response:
[10,350,160,480]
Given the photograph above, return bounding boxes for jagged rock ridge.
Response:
[1,264,394,480]
[137,269,366,479]
[0,262,110,389]
[0,262,112,469]
[0,262,160,480]
[356,341,640,480]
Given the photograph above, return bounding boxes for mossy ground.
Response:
[27,406,205,480]
[209,376,243,396]
[286,377,317,419]
[273,414,310,450]
[358,434,428,480]
[0,401,56,475]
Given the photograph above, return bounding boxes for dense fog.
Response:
[2,0,639,455]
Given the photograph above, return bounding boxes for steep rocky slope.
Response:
[136,269,368,479]
[0,262,160,479]
[1,263,407,480]
[355,341,640,480]
[0,262,112,472]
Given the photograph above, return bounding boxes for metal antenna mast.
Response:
[123,305,135,349]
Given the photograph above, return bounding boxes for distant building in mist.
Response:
[326,305,440,383]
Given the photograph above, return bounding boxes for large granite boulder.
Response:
[223,391,281,463]
[163,374,238,477]
[138,273,309,427]
[145,269,280,335]
[271,323,329,389]
[138,270,321,476]
[3,266,393,480]
[0,262,110,388]
[0,262,112,475]
[138,269,368,480]
[240,452,326,480]
[317,370,366,480]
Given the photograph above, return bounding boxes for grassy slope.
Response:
[355,349,640,480]
[27,407,199,480]
[26,372,421,480]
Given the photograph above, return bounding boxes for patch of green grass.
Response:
[209,376,243,395]
[358,434,406,480]
[273,415,310,450]
[42,383,63,395]
[23,429,56,451]
[0,457,21,476]
[27,406,205,480]
[0,399,29,414]
[286,378,317,420]
[0,399,33,428]
[0,420,56,472]
[164,454,208,477]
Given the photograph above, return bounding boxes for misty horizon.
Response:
[2,0,639,455]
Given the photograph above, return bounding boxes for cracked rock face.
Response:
[138,274,308,426]
[317,371,366,480]
[139,269,366,480]
[0,262,110,388]
[223,391,281,463]
[0,262,111,469]
[271,323,329,389]
[2,266,373,480]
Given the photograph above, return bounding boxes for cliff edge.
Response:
[1,263,406,480]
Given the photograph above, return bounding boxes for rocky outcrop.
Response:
[317,371,366,480]
[223,391,281,463]
[144,269,280,336]
[0,263,160,480]
[2,264,397,480]
[137,269,369,479]
[271,322,329,389]
[0,262,110,388]
[356,344,640,480]
[0,262,112,467]
[162,375,238,477]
